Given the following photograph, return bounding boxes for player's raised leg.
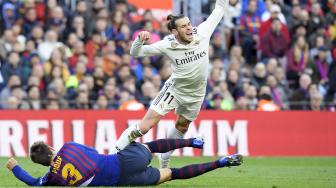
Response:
[110,109,162,153]
[145,137,204,153]
[157,154,244,184]
[111,81,178,154]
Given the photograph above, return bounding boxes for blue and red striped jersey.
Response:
[45,142,120,186]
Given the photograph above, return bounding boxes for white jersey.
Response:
[130,0,228,97]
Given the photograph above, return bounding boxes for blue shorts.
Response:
[116,142,160,186]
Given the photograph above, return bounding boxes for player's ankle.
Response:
[191,137,204,149]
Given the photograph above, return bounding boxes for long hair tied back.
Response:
[167,14,185,31]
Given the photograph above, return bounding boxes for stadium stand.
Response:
[0,0,335,111]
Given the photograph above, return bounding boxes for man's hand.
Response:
[138,31,151,43]
[6,158,18,171]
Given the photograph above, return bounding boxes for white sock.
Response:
[161,128,184,160]
[110,125,144,154]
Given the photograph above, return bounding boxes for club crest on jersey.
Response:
[171,42,178,49]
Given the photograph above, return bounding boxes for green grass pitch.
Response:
[1,157,336,187]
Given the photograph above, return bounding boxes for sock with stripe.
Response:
[160,128,185,160]
[145,138,193,153]
[171,160,221,179]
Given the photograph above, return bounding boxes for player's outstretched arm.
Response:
[6,158,44,186]
[130,31,164,57]
[197,0,238,38]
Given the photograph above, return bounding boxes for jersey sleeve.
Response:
[197,0,228,38]
[12,165,47,186]
[130,37,165,57]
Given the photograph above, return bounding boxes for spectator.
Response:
[0,74,21,107]
[262,1,287,24]
[290,74,312,110]
[265,58,278,75]
[309,46,330,85]
[257,85,280,111]
[207,93,225,110]
[132,20,160,44]
[1,2,18,30]
[94,94,109,110]
[218,81,235,104]
[326,59,336,103]
[327,95,336,112]
[95,18,114,41]
[286,3,302,33]
[225,45,245,71]
[44,48,70,83]
[251,62,267,89]
[239,0,261,64]
[309,34,333,64]
[68,0,92,37]
[227,69,241,99]
[20,85,41,110]
[2,51,30,83]
[118,89,144,111]
[260,18,290,60]
[66,15,87,41]
[241,0,266,18]
[235,96,249,110]
[139,81,157,108]
[74,90,91,109]
[37,30,63,60]
[259,4,290,44]
[6,96,20,110]
[266,75,288,109]
[29,26,44,44]
[104,84,118,109]
[286,35,311,88]
[46,6,67,40]
[309,92,325,111]
[274,67,290,95]
[307,2,326,35]
[22,7,39,36]
[245,84,258,110]
[0,29,16,59]
[45,99,61,110]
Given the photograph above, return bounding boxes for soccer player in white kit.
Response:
[112,0,238,167]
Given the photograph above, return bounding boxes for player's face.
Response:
[174,17,193,44]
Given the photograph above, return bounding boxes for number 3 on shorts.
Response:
[62,163,83,185]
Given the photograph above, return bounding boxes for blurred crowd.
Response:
[0,0,335,111]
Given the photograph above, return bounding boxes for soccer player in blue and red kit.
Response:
[6,138,243,186]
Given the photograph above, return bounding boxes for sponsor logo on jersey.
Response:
[175,50,207,65]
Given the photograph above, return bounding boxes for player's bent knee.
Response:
[157,168,172,184]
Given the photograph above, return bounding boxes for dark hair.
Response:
[30,141,53,166]
[167,14,185,31]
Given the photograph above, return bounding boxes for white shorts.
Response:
[149,80,205,121]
